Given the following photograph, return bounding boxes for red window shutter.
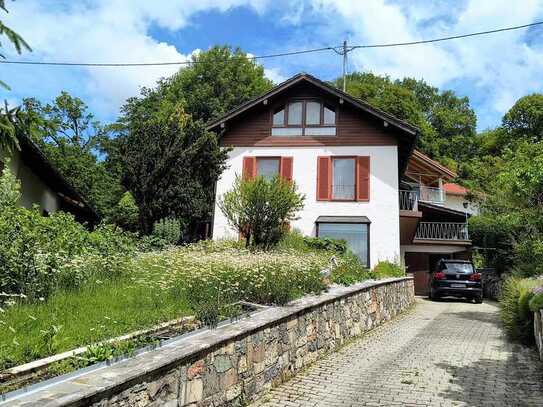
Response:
[280,157,293,181]
[356,156,370,201]
[242,157,257,180]
[316,156,331,201]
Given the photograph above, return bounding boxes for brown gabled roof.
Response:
[206,72,419,174]
[207,73,419,136]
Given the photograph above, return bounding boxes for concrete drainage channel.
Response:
[0,301,271,404]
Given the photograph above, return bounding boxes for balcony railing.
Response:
[399,190,418,211]
[415,222,469,241]
[419,186,445,204]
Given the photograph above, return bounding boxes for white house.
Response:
[209,73,471,291]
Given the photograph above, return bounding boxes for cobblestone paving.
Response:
[251,298,543,407]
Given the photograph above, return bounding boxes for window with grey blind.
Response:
[256,158,280,180]
[332,158,355,200]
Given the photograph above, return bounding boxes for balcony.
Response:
[414,222,470,242]
[399,190,419,211]
[400,186,445,210]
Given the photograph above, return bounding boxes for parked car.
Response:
[429,259,483,303]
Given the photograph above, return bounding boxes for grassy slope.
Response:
[0,264,191,369]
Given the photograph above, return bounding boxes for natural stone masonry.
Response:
[1,277,414,406]
[535,309,543,361]
[251,298,543,407]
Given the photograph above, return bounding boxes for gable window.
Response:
[271,99,336,137]
[332,158,355,200]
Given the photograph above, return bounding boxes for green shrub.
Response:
[152,217,183,245]
[108,191,139,232]
[218,176,305,249]
[528,285,543,312]
[330,253,370,285]
[0,206,137,301]
[278,230,347,254]
[371,261,405,279]
[0,163,21,210]
[500,276,540,344]
[303,236,347,254]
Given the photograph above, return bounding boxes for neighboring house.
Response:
[443,182,479,215]
[0,134,99,224]
[209,73,471,294]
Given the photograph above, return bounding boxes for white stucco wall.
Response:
[213,145,400,267]
[444,193,479,215]
[2,148,61,214]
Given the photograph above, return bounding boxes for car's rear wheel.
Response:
[474,294,483,304]
[429,289,439,301]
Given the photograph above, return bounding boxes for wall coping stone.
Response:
[1,277,412,407]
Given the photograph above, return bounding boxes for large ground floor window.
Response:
[316,218,370,267]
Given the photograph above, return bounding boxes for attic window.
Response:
[271,99,336,137]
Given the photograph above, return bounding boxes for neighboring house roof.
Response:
[206,72,419,174]
[405,150,456,184]
[17,134,99,223]
[443,182,468,196]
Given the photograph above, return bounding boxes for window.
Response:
[332,158,355,200]
[273,107,285,126]
[305,101,321,125]
[271,99,336,136]
[256,158,280,180]
[287,102,303,125]
[324,104,336,125]
[318,222,369,266]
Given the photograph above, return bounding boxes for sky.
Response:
[2,0,543,131]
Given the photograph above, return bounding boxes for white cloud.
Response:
[3,0,271,115]
[299,0,543,127]
[3,0,543,129]
[264,67,287,84]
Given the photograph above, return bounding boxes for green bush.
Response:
[500,276,540,344]
[330,253,370,285]
[108,191,139,232]
[218,175,305,249]
[529,290,543,312]
[371,261,405,279]
[152,217,184,245]
[278,230,347,254]
[0,205,137,301]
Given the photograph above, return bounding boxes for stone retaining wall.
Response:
[534,309,543,361]
[4,277,414,407]
[480,268,503,300]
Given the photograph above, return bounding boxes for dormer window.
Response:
[271,99,336,137]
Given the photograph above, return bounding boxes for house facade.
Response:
[210,73,471,291]
[0,134,98,224]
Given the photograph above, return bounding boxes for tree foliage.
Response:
[117,105,228,233]
[111,46,273,236]
[0,1,31,89]
[336,72,477,169]
[20,93,122,216]
[467,95,543,276]
[219,176,305,249]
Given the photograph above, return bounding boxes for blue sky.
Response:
[2,0,543,131]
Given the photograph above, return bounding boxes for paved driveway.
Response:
[251,298,543,407]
